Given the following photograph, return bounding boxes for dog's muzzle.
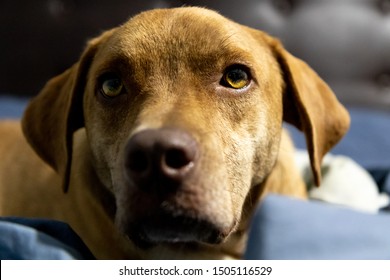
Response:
[121,128,228,247]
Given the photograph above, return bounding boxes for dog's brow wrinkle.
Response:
[218,33,237,49]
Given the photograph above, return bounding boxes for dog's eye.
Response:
[222,66,250,89]
[100,75,123,98]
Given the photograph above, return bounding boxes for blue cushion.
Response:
[245,195,390,260]
[0,218,94,259]
[0,95,28,119]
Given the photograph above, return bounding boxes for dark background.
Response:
[1,0,389,111]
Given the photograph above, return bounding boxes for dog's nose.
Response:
[124,128,198,193]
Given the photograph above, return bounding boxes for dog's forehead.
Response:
[105,7,265,65]
[122,7,236,43]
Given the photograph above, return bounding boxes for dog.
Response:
[0,7,350,259]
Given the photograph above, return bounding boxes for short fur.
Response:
[0,7,350,259]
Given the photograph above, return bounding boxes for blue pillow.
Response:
[0,218,94,260]
[245,195,390,260]
[0,95,28,119]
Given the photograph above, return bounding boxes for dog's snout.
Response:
[124,128,198,192]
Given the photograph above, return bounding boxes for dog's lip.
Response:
[125,212,231,248]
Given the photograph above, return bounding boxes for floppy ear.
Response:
[22,30,114,192]
[271,39,350,186]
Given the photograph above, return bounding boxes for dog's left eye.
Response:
[222,66,251,89]
[100,75,124,98]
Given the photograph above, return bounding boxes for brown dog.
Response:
[0,7,350,259]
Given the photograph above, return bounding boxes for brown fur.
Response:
[0,7,350,259]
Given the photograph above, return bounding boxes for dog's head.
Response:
[22,7,349,252]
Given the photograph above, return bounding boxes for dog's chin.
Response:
[124,213,231,249]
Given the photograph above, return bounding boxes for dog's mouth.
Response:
[123,209,232,249]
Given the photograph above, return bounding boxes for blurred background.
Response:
[1,0,390,111]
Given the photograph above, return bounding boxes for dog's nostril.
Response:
[164,148,192,169]
[165,149,191,169]
[127,150,149,172]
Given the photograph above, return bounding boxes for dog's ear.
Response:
[267,37,350,186]
[22,30,114,192]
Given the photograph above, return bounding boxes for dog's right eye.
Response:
[99,75,124,98]
[221,65,251,90]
